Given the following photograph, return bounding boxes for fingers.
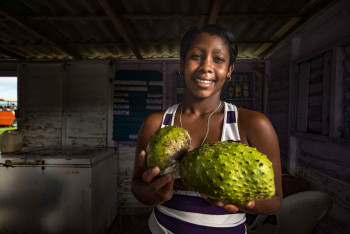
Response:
[201,194,226,208]
[142,166,160,183]
[149,173,174,203]
[224,201,255,213]
[201,194,255,213]
[245,201,255,209]
[134,150,149,179]
[223,204,240,213]
[133,150,174,204]
[137,150,147,171]
[142,168,173,198]
[152,173,173,188]
[159,176,175,201]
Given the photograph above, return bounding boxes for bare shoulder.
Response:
[237,107,278,148]
[140,111,165,137]
[237,108,272,131]
[136,110,165,152]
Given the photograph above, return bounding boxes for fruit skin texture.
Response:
[146,126,191,175]
[179,141,275,205]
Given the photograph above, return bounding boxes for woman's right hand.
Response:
[131,150,174,205]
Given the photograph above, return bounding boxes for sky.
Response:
[0,76,18,100]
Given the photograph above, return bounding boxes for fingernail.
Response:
[217,201,224,207]
[152,167,158,174]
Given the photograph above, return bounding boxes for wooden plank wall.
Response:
[268,47,290,169]
[19,62,110,148]
[20,64,64,147]
[296,52,332,135]
[289,134,350,234]
[343,44,350,137]
[283,1,350,232]
[64,63,109,147]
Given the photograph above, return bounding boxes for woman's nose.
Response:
[199,56,214,73]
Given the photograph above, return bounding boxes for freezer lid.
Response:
[0,147,116,166]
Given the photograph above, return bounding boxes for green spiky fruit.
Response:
[146,126,191,175]
[179,141,275,205]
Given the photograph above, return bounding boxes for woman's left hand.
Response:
[201,194,255,213]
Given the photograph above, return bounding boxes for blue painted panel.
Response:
[113,70,163,141]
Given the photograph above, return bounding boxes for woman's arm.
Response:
[131,112,175,206]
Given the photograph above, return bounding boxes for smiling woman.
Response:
[131,24,282,234]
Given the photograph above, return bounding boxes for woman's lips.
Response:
[194,78,215,87]
[195,78,214,83]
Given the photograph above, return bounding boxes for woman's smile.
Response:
[194,77,216,88]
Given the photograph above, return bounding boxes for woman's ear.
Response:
[227,63,234,78]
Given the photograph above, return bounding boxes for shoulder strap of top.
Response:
[161,104,180,128]
[161,103,240,142]
[221,102,241,142]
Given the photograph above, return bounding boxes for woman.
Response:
[131,24,282,233]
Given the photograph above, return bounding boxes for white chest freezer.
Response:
[0,147,117,234]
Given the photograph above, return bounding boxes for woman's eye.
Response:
[191,54,201,60]
[214,57,225,63]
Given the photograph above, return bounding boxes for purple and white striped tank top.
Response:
[147,102,246,234]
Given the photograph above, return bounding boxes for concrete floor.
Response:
[107,214,149,234]
[107,208,152,234]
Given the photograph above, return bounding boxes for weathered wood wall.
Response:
[18,62,112,148]
[268,0,350,232]
[267,46,291,170]
[20,64,63,147]
[344,44,350,137]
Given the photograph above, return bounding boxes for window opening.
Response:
[296,51,331,135]
[0,76,18,150]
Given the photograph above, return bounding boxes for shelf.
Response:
[222,72,255,110]
[226,98,254,101]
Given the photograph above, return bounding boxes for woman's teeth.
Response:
[195,78,213,84]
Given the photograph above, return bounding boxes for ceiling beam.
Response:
[0,47,26,60]
[220,12,303,19]
[208,0,223,24]
[29,14,109,21]
[0,3,81,59]
[25,12,303,21]
[261,0,340,58]
[0,39,276,47]
[69,39,276,46]
[97,0,142,59]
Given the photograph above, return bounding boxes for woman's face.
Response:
[181,32,234,100]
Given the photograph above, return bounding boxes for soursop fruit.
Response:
[179,141,275,205]
[146,126,191,176]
